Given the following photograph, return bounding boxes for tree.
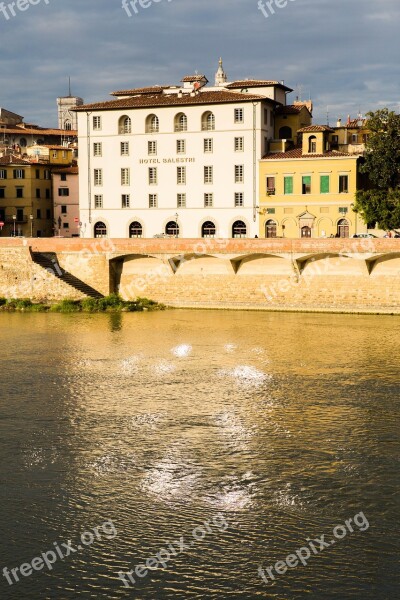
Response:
[354,109,400,230]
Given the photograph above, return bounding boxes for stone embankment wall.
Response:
[0,238,399,313]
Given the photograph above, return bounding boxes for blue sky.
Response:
[0,0,399,127]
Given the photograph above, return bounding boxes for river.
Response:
[0,310,399,599]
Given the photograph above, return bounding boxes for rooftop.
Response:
[262,146,354,160]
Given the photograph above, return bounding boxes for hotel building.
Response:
[75,60,294,239]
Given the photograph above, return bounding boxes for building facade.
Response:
[52,166,79,237]
[75,62,294,239]
[259,126,364,238]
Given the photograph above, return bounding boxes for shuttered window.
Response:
[320,175,330,194]
[284,176,293,194]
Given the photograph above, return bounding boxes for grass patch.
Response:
[0,295,166,313]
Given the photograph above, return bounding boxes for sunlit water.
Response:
[0,310,399,599]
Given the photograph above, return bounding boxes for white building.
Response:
[75,60,292,239]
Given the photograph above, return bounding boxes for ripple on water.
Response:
[218,365,271,386]
[171,344,192,358]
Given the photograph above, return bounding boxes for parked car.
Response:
[352,233,378,238]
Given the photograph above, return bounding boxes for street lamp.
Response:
[30,214,33,237]
[12,215,16,237]
[175,212,179,238]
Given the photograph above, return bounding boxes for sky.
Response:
[0,0,399,127]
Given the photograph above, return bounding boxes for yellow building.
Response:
[259,125,365,238]
[0,155,54,237]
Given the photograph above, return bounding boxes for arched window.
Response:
[232,220,247,238]
[337,218,349,238]
[64,121,72,131]
[174,113,187,132]
[119,115,132,134]
[308,135,317,153]
[129,221,143,238]
[165,221,179,237]
[278,126,292,139]
[265,219,277,238]
[19,138,27,147]
[146,114,159,133]
[201,111,215,131]
[94,221,107,238]
[202,221,216,238]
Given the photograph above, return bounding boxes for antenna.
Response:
[326,106,329,126]
[68,77,71,97]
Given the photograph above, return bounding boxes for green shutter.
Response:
[320,175,329,193]
[302,176,311,185]
[284,176,293,194]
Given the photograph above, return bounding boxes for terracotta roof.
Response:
[344,118,368,129]
[226,80,293,92]
[0,125,77,136]
[276,104,310,115]
[110,86,168,96]
[75,90,274,112]
[52,166,78,174]
[262,147,354,160]
[39,145,73,150]
[181,75,208,82]
[0,154,39,165]
[297,125,334,133]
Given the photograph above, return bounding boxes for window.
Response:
[36,209,41,219]
[232,220,247,238]
[149,194,157,208]
[149,168,157,185]
[94,169,102,186]
[339,175,349,193]
[176,140,186,154]
[265,220,277,238]
[202,111,215,131]
[121,168,130,185]
[94,195,103,208]
[264,108,268,124]
[202,221,216,238]
[266,208,276,214]
[63,223,69,229]
[339,206,348,214]
[13,169,25,179]
[119,116,131,134]
[121,142,129,156]
[16,188,23,198]
[308,136,317,153]
[235,165,244,183]
[0,188,4,198]
[121,194,130,208]
[35,169,40,179]
[337,218,349,238]
[52,151,58,159]
[36,189,41,199]
[234,137,244,152]
[58,188,69,196]
[204,166,213,184]
[65,122,72,131]
[60,173,67,181]
[46,209,51,219]
[266,176,275,194]
[177,193,186,208]
[146,114,159,133]
[351,134,358,144]
[204,138,213,153]
[320,175,330,194]
[148,141,157,155]
[284,176,293,194]
[0,170,7,179]
[129,221,143,238]
[174,113,187,132]
[204,193,213,207]
[165,221,179,236]
[177,166,186,185]
[93,116,101,130]
[94,221,107,238]
[93,142,102,156]
[61,205,67,214]
[302,175,311,194]
[234,108,244,123]
[44,170,50,180]
[235,192,243,207]
[45,189,50,199]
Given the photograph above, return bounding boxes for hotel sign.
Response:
[139,158,196,164]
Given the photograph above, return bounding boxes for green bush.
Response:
[50,299,81,313]
[0,297,7,307]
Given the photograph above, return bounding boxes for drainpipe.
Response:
[252,102,258,224]
[86,112,92,227]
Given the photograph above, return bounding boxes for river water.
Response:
[0,310,399,600]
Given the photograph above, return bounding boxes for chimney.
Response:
[336,118,342,127]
